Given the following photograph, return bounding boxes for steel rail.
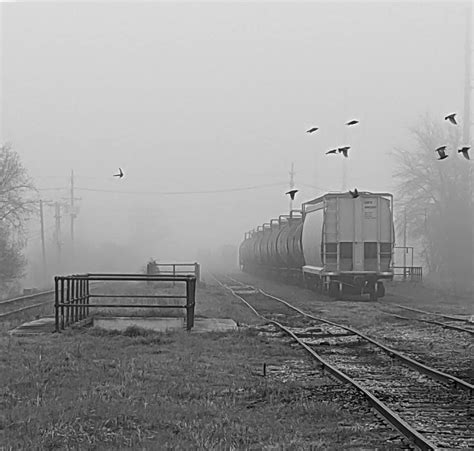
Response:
[0,300,52,320]
[384,300,472,322]
[258,289,474,392]
[0,289,54,307]
[212,275,438,451]
[388,312,474,336]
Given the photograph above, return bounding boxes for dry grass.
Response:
[0,325,394,449]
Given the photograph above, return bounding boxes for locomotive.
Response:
[239,192,395,301]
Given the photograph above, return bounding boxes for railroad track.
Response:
[0,290,55,320]
[212,274,473,451]
[380,301,474,336]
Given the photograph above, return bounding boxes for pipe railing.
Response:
[54,273,196,332]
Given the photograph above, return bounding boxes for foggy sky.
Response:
[1,1,471,269]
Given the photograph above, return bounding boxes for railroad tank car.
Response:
[239,192,395,301]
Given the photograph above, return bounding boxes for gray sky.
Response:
[1,1,470,266]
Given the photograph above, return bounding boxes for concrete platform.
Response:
[93,316,238,333]
[9,316,238,335]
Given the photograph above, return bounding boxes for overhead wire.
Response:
[37,181,289,196]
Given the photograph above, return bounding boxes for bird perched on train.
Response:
[458,146,471,160]
[444,113,457,125]
[345,120,359,126]
[306,127,319,133]
[286,189,298,200]
[349,188,359,198]
[435,146,448,160]
[338,146,350,158]
[113,167,124,178]
[326,149,338,155]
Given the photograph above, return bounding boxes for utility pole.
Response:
[289,162,295,212]
[464,3,473,283]
[63,169,81,256]
[70,170,75,244]
[463,2,472,146]
[39,200,47,278]
[54,202,62,267]
[403,207,407,281]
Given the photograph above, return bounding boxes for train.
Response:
[239,191,395,301]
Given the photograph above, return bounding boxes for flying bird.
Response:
[444,113,457,125]
[349,188,359,198]
[113,168,124,178]
[338,146,350,158]
[286,189,298,200]
[346,120,359,126]
[458,146,470,160]
[326,149,338,155]
[435,146,448,160]
[306,127,319,133]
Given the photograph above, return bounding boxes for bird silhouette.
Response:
[346,120,359,126]
[338,146,350,158]
[444,113,457,125]
[286,189,298,200]
[114,168,124,178]
[458,146,470,160]
[326,149,338,155]
[306,127,319,133]
[349,188,359,198]
[435,146,448,160]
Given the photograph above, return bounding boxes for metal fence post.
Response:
[60,278,65,330]
[80,278,84,320]
[186,276,196,330]
[66,278,71,327]
[86,277,90,316]
[54,277,60,333]
[71,277,76,324]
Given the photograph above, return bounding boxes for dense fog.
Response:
[1,2,472,290]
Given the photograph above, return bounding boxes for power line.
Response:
[68,182,288,196]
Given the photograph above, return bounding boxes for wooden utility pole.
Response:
[54,202,62,267]
[463,2,472,146]
[464,3,473,282]
[70,170,75,244]
[39,199,46,277]
[403,207,407,280]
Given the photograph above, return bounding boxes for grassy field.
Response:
[0,280,401,450]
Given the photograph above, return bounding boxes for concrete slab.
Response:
[94,316,183,332]
[9,317,56,336]
[192,318,238,333]
[9,315,239,335]
[93,316,238,333]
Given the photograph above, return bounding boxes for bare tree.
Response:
[0,144,36,293]
[392,114,473,293]
[0,143,36,229]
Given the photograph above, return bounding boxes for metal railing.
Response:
[392,266,423,281]
[54,273,196,332]
[146,262,200,284]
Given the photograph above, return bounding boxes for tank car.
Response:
[239,192,395,301]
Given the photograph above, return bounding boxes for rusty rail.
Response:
[54,273,196,332]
